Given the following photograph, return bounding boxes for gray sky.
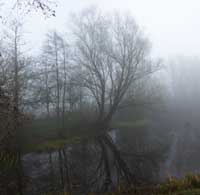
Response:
[7,0,200,59]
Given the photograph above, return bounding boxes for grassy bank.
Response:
[41,174,200,195]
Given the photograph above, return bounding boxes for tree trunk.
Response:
[62,46,67,132]
[13,25,23,195]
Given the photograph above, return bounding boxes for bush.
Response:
[158,174,200,194]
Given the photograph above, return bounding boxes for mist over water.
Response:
[1,1,200,194]
[157,57,200,179]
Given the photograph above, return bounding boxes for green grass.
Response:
[41,189,200,195]
[112,119,149,130]
[155,189,200,195]
[19,116,87,153]
[41,174,200,194]
[20,117,150,153]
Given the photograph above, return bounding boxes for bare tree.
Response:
[0,0,56,17]
[59,36,70,129]
[72,8,160,190]
[73,9,159,126]
[0,18,30,195]
[42,31,63,122]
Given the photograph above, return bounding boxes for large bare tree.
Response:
[72,8,160,191]
[74,9,159,128]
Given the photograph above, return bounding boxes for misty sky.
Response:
[4,0,200,59]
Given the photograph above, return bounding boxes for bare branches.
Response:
[15,0,56,16]
[73,9,160,125]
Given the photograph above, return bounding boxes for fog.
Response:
[1,1,200,194]
[20,0,200,58]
